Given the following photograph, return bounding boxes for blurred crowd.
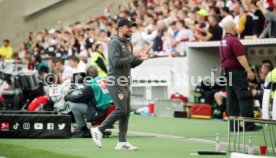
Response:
[0,0,275,77]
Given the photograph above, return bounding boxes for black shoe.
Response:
[245,125,262,131]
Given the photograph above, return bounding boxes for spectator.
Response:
[22,55,35,70]
[219,7,234,29]
[241,0,266,36]
[118,10,130,19]
[0,39,13,60]
[196,15,223,41]
[209,6,222,22]
[34,54,49,74]
[131,22,146,52]
[25,32,33,51]
[196,8,208,29]
[252,62,274,107]
[68,56,87,73]
[173,20,194,56]
[8,0,276,67]
[232,3,241,27]
[237,9,254,39]
[141,14,157,45]
[90,44,108,77]
[252,4,266,36]
[264,66,276,100]
[51,57,73,84]
[18,43,30,60]
[258,2,276,38]
[152,20,166,55]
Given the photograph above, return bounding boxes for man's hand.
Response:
[252,89,258,97]
[139,50,151,60]
[107,1,115,11]
[247,70,255,81]
[256,0,263,7]
[134,45,152,60]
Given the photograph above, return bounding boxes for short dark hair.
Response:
[221,7,230,14]
[210,6,221,15]
[119,10,130,17]
[209,15,219,22]
[51,57,64,65]
[3,39,9,44]
[69,56,80,63]
[177,20,187,28]
[262,60,274,70]
[170,21,176,26]
[95,44,102,52]
[267,6,274,12]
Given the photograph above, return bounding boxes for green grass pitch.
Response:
[0,115,275,158]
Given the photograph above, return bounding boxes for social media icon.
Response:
[13,123,19,130]
[1,122,10,131]
[34,123,43,130]
[58,123,65,130]
[47,123,54,130]
[23,123,30,130]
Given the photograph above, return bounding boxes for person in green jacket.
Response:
[264,67,276,100]
[64,66,113,138]
[91,44,107,77]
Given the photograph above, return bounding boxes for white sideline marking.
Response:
[231,152,272,158]
[60,149,92,151]
[110,129,275,152]
[110,129,223,144]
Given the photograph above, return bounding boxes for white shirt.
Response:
[62,66,73,82]
[131,30,146,51]
[141,31,157,45]
[234,15,240,28]
[175,29,194,54]
[77,60,87,73]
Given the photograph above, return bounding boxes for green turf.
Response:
[0,137,228,158]
[0,143,84,158]
[0,115,275,158]
[128,115,274,145]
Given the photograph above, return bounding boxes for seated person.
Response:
[252,61,274,107]
[64,66,113,138]
[213,90,227,118]
[51,57,73,84]
[264,67,276,102]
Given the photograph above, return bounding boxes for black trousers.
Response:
[226,69,255,129]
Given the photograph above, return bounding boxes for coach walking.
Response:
[220,21,261,131]
[91,18,151,150]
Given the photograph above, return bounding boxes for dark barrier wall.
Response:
[0,112,71,138]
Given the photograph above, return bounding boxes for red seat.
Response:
[91,104,115,126]
[190,104,212,119]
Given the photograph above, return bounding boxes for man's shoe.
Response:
[114,142,138,151]
[90,127,103,148]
